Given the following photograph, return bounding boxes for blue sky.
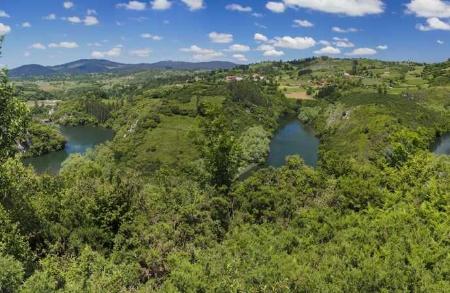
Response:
[0,0,449,67]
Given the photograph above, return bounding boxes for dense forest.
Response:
[1,55,450,292]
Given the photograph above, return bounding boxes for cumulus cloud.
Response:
[0,23,11,36]
[346,47,377,56]
[283,0,384,16]
[22,22,31,28]
[84,16,99,26]
[141,33,163,40]
[228,44,251,52]
[226,4,252,12]
[437,40,444,44]
[417,17,450,31]
[273,36,316,49]
[117,1,146,11]
[256,44,274,51]
[180,45,224,60]
[0,10,10,18]
[254,33,269,42]
[209,32,233,43]
[67,16,82,23]
[151,0,172,10]
[263,49,284,56]
[376,45,388,50]
[130,48,151,57]
[319,40,331,46]
[406,0,450,18]
[30,43,46,50]
[233,54,248,62]
[293,19,314,27]
[266,2,286,13]
[63,1,74,9]
[91,47,122,58]
[332,26,359,33]
[44,14,57,20]
[48,42,79,49]
[181,0,205,11]
[314,46,341,55]
[333,37,354,48]
[65,15,99,26]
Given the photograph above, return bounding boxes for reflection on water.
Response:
[267,119,319,167]
[433,133,450,155]
[24,126,114,174]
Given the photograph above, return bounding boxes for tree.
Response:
[199,112,239,190]
[0,43,29,161]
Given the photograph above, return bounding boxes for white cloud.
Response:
[130,48,151,57]
[332,26,359,33]
[67,16,82,23]
[151,0,172,10]
[117,1,146,11]
[314,46,341,55]
[226,4,252,12]
[44,14,57,20]
[254,33,268,42]
[91,47,122,58]
[417,17,450,31]
[141,33,163,40]
[24,52,31,57]
[48,42,79,49]
[406,0,450,18]
[319,40,331,46]
[181,0,205,11]
[30,43,46,50]
[333,37,354,48]
[64,1,74,9]
[263,49,284,56]
[0,11,10,18]
[22,22,31,28]
[266,2,286,13]
[0,23,11,36]
[65,15,99,26]
[273,36,316,49]
[180,45,224,60]
[228,44,251,52]
[233,54,248,62]
[257,44,275,51]
[293,19,314,27]
[346,47,377,56]
[376,45,388,50]
[84,16,99,26]
[87,9,97,15]
[283,0,384,16]
[437,40,445,44]
[209,32,233,43]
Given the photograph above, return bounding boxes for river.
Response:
[267,119,319,167]
[24,126,114,174]
[433,133,450,155]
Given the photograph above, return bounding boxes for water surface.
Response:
[267,119,319,167]
[433,133,450,155]
[24,126,114,174]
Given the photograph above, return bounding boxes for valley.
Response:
[1,56,449,292]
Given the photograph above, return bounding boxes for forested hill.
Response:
[9,59,237,77]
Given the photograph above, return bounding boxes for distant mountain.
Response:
[9,64,57,77]
[9,59,237,78]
